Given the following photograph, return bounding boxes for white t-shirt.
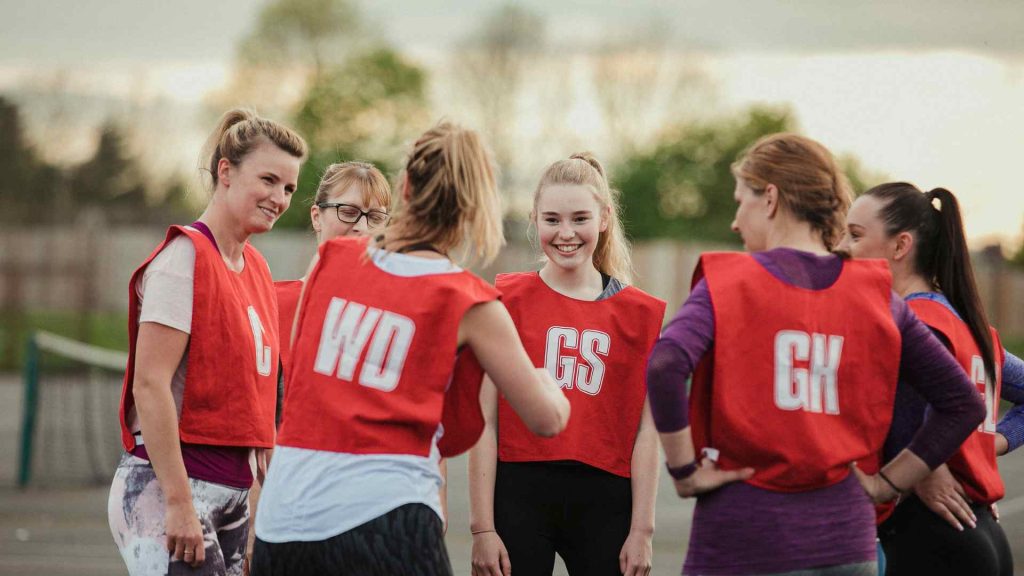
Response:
[255,247,462,543]
[128,234,195,431]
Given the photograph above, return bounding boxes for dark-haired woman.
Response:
[840,183,1024,576]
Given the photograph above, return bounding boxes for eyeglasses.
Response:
[317,202,390,229]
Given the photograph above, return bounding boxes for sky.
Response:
[2,0,1023,245]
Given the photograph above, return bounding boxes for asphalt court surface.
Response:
[1,378,1022,575]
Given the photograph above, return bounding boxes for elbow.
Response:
[966,393,987,429]
[530,402,570,438]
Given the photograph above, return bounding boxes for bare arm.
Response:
[459,300,569,438]
[619,399,658,576]
[469,377,510,576]
[133,321,205,567]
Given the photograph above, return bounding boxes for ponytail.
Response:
[201,108,307,193]
[384,120,504,265]
[927,187,996,383]
[865,183,996,382]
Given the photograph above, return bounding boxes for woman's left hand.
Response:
[850,463,900,505]
[618,529,652,576]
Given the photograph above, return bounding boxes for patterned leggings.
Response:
[251,503,452,576]
[108,453,250,576]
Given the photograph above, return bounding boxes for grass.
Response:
[0,310,128,371]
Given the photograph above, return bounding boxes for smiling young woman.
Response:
[107,108,306,576]
[468,153,665,576]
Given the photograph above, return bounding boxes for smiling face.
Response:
[535,184,608,274]
[837,195,896,261]
[311,183,389,243]
[730,178,771,252]
[218,139,301,235]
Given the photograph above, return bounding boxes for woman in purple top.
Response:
[840,183,1022,575]
[646,133,986,575]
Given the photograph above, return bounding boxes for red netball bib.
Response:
[119,225,279,450]
[691,253,900,491]
[495,272,666,477]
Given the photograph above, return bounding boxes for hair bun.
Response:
[569,152,605,178]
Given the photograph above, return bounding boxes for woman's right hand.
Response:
[672,458,754,498]
[472,531,511,576]
[914,464,976,531]
[165,499,206,567]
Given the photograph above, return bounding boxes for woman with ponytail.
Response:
[840,183,1024,576]
[108,109,307,575]
[252,121,570,576]
[468,153,665,576]
[647,133,986,575]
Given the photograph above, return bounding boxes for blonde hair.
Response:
[383,120,504,265]
[201,108,307,192]
[731,133,852,250]
[532,152,633,284]
[314,161,392,210]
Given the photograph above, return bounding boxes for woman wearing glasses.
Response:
[275,162,392,376]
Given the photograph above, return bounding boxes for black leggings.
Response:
[494,461,633,576]
[251,503,452,576]
[879,496,1012,576]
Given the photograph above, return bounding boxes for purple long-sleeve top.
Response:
[646,248,985,575]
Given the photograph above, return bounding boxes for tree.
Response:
[615,107,792,243]
[0,97,72,224]
[214,0,368,115]
[615,107,881,243]
[454,4,545,185]
[271,48,429,231]
[294,48,428,158]
[591,20,710,160]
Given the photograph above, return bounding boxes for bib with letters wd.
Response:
[118,225,280,451]
[910,298,1005,504]
[690,253,900,491]
[276,237,500,457]
[496,272,666,478]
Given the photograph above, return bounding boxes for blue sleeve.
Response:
[997,349,1024,453]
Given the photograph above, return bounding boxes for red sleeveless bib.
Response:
[495,272,666,477]
[118,225,279,451]
[910,298,1005,504]
[277,237,500,457]
[691,253,900,491]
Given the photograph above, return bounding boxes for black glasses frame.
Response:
[317,202,390,229]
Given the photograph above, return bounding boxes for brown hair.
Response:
[864,182,996,382]
[383,120,503,264]
[532,152,633,283]
[201,108,307,191]
[732,133,852,250]
[314,161,392,210]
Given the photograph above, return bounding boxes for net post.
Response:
[18,332,40,488]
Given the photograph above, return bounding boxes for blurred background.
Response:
[1,0,1023,574]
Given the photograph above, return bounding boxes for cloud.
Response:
[2,0,1021,66]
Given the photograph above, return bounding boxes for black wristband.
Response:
[878,470,904,495]
[666,460,699,481]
